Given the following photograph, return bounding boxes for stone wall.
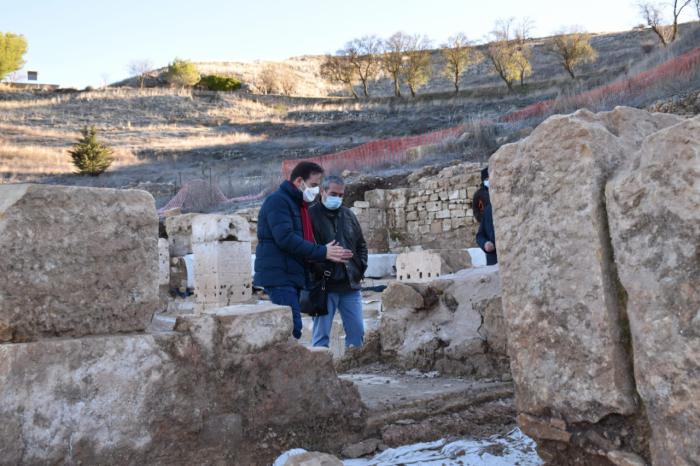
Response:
[491,107,698,465]
[351,163,483,253]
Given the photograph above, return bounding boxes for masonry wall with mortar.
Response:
[352,163,483,253]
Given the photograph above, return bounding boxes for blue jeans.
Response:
[312,290,364,348]
[265,286,302,339]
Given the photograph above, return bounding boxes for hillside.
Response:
[118,26,687,98]
[2,23,699,210]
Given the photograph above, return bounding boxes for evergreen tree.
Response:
[69,126,114,176]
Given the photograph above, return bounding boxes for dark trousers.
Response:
[265,286,303,339]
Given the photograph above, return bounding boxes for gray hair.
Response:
[322,175,345,190]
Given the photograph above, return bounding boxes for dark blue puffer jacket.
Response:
[253,181,327,289]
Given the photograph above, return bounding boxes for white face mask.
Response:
[301,182,320,203]
[483,180,490,188]
[322,195,343,210]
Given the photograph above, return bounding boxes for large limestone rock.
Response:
[0,305,365,465]
[380,266,509,378]
[490,107,696,464]
[0,184,158,342]
[607,117,700,466]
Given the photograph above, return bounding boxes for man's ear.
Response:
[291,176,303,188]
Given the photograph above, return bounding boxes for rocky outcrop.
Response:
[606,116,700,466]
[379,266,509,378]
[0,184,158,343]
[491,107,698,464]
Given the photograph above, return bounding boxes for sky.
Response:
[1,0,697,88]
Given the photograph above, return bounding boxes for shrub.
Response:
[68,126,114,176]
[165,58,200,88]
[197,74,242,91]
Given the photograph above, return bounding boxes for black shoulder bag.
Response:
[300,211,344,317]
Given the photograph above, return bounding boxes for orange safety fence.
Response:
[158,46,700,213]
[157,178,270,215]
[282,46,700,178]
[502,47,700,122]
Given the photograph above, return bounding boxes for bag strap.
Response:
[322,209,344,280]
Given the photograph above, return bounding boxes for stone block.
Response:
[191,214,250,243]
[0,184,158,343]
[165,213,199,256]
[158,238,170,286]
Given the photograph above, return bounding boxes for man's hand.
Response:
[326,241,353,263]
[484,241,496,253]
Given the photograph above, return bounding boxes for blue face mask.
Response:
[483,180,490,188]
[323,195,343,210]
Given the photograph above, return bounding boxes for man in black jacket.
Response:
[476,203,498,265]
[309,175,368,348]
[254,163,353,339]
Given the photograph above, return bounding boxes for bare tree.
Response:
[275,64,297,96]
[440,33,478,93]
[483,18,533,90]
[128,59,154,89]
[402,35,433,97]
[382,32,410,97]
[257,64,279,94]
[695,0,700,18]
[639,1,692,46]
[343,35,382,97]
[547,28,598,78]
[513,18,535,86]
[319,54,358,99]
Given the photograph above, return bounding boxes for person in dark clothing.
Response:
[472,166,491,223]
[308,175,368,348]
[254,162,353,339]
[476,203,498,265]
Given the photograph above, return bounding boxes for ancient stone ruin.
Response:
[2,106,696,466]
[491,107,699,465]
[351,163,483,252]
[0,184,365,465]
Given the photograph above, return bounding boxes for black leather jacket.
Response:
[309,203,368,291]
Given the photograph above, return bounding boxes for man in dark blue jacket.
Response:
[254,162,353,339]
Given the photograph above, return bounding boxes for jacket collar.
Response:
[280,180,303,204]
[319,201,341,217]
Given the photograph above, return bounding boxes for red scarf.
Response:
[300,202,316,243]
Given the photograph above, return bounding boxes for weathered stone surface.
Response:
[607,116,700,466]
[517,413,571,443]
[395,249,471,283]
[190,213,250,243]
[283,452,343,466]
[490,107,682,423]
[607,450,648,466]
[0,184,158,342]
[381,282,424,311]
[0,308,365,465]
[175,303,292,357]
[490,107,694,464]
[380,267,508,378]
[165,213,198,256]
[341,438,381,458]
